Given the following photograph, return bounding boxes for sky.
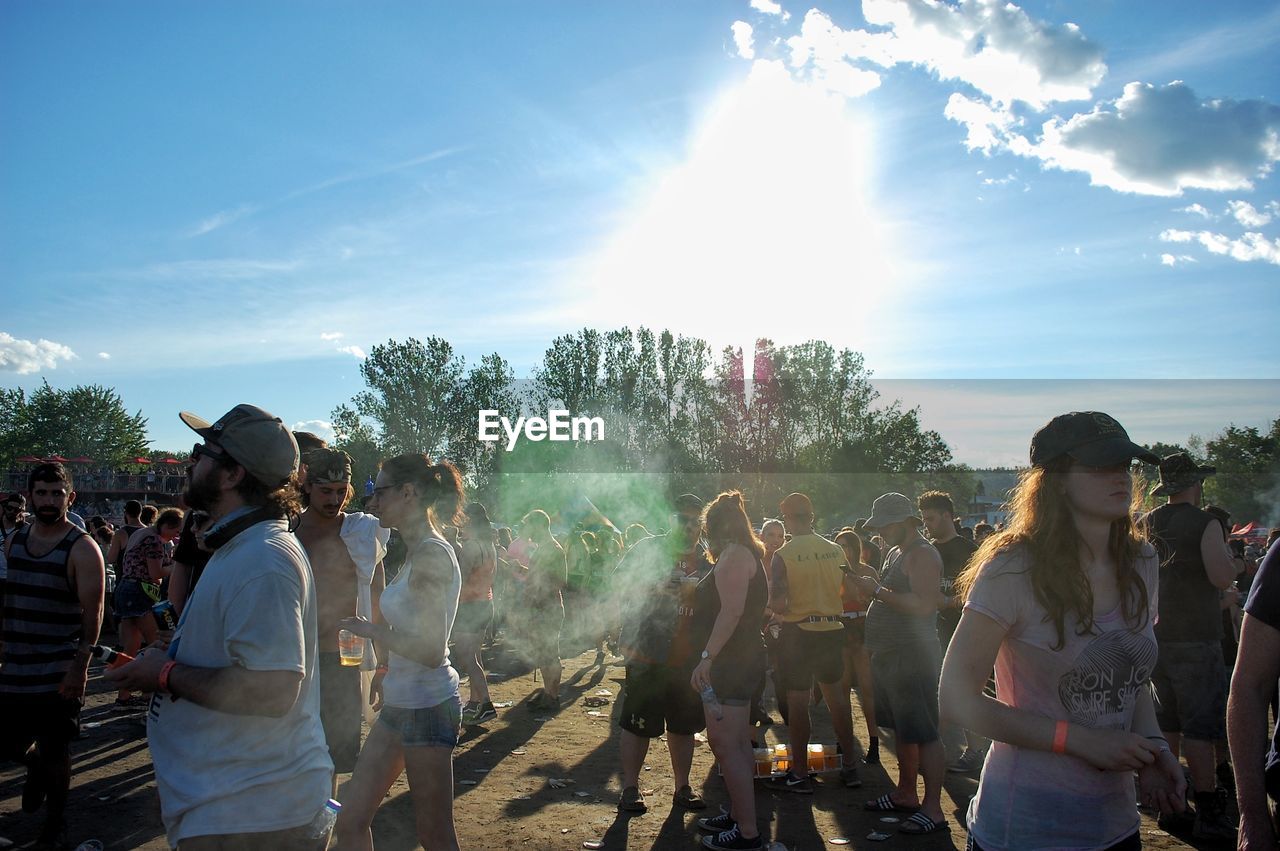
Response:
[2,0,1278,467]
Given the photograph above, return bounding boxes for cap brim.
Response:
[863,514,922,530]
[1068,438,1159,467]
[179,411,215,440]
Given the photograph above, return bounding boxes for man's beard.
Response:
[184,472,221,512]
[33,506,63,526]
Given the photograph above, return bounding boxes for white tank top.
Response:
[380,537,461,709]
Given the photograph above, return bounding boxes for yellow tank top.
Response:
[777,533,847,631]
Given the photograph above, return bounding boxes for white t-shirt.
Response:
[964,543,1159,851]
[147,518,333,846]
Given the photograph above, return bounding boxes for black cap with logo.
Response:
[1029,411,1159,468]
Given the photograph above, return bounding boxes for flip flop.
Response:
[863,794,920,813]
[899,812,947,835]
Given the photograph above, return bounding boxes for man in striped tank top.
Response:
[1,462,106,848]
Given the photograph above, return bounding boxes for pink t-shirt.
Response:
[964,543,1159,851]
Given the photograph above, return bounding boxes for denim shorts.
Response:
[377,696,462,748]
[114,578,156,619]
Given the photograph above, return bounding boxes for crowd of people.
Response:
[1,403,1278,850]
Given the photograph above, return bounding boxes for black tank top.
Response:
[690,548,767,667]
[1147,502,1219,641]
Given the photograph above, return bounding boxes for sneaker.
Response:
[673,784,707,810]
[767,770,814,794]
[947,749,984,775]
[701,824,764,850]
[473,702,498,724]
[839,762,862,788]
[460,702,479,726]
[618,785,647,814]
[1192,788,1238,841]
[863,737,880,765]
[698,810,736,833]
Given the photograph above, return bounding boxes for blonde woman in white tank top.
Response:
[333,454,465,851]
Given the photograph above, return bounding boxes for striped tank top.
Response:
[1,525,86,694]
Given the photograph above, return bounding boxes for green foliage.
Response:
[1202,420,1280,525]
[0,381,149,467]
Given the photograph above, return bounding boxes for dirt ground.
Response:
[0,635,1214,851]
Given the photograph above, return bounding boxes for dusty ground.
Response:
[0,635,1213,851]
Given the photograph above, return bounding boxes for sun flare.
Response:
[575,60,896,356]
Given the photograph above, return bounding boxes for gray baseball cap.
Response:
[180,404,299,488]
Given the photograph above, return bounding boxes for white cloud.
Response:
[0,332,77,374]
[1177,203,1214,219]
[337,345,367,359]
[731,21,755,59]
[1228,199,1273,227]
[97,352,111,359]
[1033,82,1280,196]
[291,420,336,443]
[750,0,787,17]
[186,203,256,238]
[320,331,345,341]
[1161,228,1280,266]
[820,0,1106,108]
[944,93,1021,153]
[1160,253,1197,266]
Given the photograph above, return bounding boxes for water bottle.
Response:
[306,798,341,841]
[90,645,134,670]
[700,684,723,721]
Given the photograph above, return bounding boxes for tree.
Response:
[0,381,148,467]
[350,337,467,459]
[1202,420,1279,525]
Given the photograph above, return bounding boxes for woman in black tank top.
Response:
[688,491,769,850]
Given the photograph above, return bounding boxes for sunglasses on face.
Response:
[191,443,227,463]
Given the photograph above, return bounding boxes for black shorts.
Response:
[776,623,845,692]
[872,648,941,745]
[453,599,493,637]
[1151,640,1228,741]
[709,651,766,705]
[619,662,705,738]
[842,615,867,647]
[317,652,362,773]
[0,692,81,757]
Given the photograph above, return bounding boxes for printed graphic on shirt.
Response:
[1057,629,1157,728]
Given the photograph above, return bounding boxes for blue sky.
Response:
[2,1,1277,466]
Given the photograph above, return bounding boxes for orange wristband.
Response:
[158,660,177,696]
[1052,720,1069,755]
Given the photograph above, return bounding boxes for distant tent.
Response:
[46,455,69,463]
[160,458,182,465]
[130,457,153,465]
[16,455,41,463]
[69,456,94,464]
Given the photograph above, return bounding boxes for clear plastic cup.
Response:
[338,629,364,667]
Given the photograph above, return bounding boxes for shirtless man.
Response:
[294,448,387,785]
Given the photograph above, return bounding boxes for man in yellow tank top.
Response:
[767,492,863,792]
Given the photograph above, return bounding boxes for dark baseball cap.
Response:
[673,493,704,514]
[1151,452,1216,497]
[1029,411,1159,468]
[180,404,299,488]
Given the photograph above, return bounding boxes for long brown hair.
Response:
[703,491,765,563]
[379,454,465,526]
[955,456,1150,650]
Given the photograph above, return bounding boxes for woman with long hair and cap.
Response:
[334,453,465,851]
[689,491,769,851]
[940,412,1186,850]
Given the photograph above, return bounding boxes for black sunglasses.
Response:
[191,443,227,463]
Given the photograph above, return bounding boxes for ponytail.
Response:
[378,453,466,526]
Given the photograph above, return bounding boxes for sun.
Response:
[574,59,897,358]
